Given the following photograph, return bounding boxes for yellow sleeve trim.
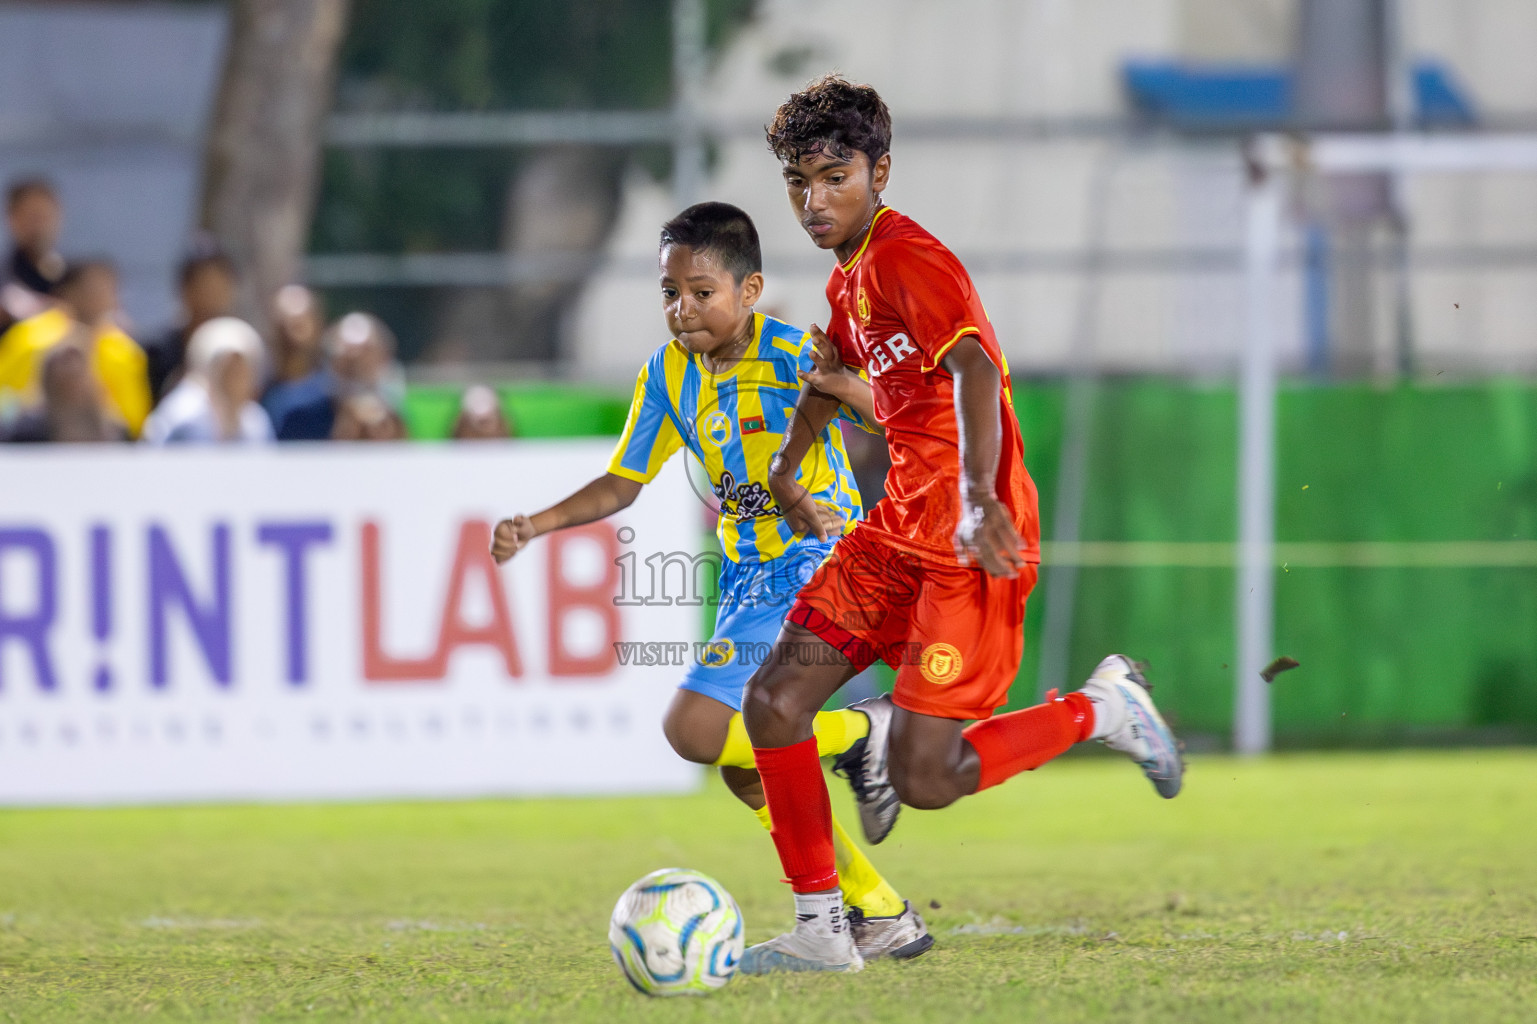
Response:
[920,325,983,373]
[604,463,652,485]
[771,334,802,358]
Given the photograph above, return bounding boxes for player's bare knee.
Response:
[661,706,721,765]
[742,672,812,745]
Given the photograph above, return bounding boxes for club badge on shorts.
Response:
[919,642,963,685]
[699,638,735,667]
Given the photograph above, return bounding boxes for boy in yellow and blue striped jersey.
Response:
[491,202,930,960]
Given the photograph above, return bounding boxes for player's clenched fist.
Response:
[491,515,537,564]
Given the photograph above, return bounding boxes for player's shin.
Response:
[753,736,839,893]
[960,691,1094,792]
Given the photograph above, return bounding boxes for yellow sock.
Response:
[747,802,904,916]
[714,709,871,768]
[831,812,906,917]
[812,708,871,758]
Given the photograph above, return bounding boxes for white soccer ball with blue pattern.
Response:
[609,868,744,996]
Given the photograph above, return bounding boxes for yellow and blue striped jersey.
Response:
[607,313,871,563]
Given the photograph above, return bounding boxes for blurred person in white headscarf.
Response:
[142,316,274,444]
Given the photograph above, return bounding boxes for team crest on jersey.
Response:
[702,410,732,446]
[856,288,871,323]
[919,642,963,685]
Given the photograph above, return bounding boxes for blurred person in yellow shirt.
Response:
[0,260,150,438]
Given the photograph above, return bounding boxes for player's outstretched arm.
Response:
[491,472,643,564]
[768,376,844,542]
[945,336,1026,578]
[796,324,881,432]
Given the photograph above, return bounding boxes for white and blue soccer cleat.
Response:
[736,917,865,975]
[831,694,902,845]
[1078,655,1184,798]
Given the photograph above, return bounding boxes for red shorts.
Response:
[787,523,1037,720]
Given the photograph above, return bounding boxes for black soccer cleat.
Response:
[832,695,902,844]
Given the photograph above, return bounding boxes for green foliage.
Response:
[1,752,1533,1021]
[313,0,757,254]
[341,0,752,111]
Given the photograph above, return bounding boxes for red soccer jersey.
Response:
[824,207,1040,565]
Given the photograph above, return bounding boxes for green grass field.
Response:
[1,749,1534,1023]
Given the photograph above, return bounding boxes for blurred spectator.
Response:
[0,178,65,332]
[269,284,326,384]
[0,260,149,437]
[1,343,128,443]
[269,311,405,441]
[142,317,273,444]
[260,284,328,429]
[451,384,513,439]
[143,239,238,404]
[332,392,406,441]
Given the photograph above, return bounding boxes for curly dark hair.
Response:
[765,74,892,166]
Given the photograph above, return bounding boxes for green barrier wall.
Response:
[409,379,1537,747]
[1005,379,1537,748]
[402,384,631,440]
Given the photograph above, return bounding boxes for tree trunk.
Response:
[200,0,350,335]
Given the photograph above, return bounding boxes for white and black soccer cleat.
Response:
[1078,655,1185,798]
[848,901,934,961]
[831,694,902,844]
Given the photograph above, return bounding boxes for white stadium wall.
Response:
[0,444,706,805]
[571,0,1537,381]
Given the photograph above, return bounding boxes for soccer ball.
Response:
[608,868,744,996]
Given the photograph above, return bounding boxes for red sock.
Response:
[753,737,838,893]
[963,691,1094,792]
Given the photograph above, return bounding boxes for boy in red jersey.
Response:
[735,76,1185,975]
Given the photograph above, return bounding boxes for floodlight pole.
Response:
[1235,153,1284,755]
[672,0,707,212]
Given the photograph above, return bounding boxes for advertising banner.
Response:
[0,443,705,804]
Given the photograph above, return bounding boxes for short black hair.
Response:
[659,202,762,283]
[177,234,237,289]
[765,74,892,166]
[6,177,56,212]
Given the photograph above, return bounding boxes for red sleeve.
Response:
[869,241,986,373]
